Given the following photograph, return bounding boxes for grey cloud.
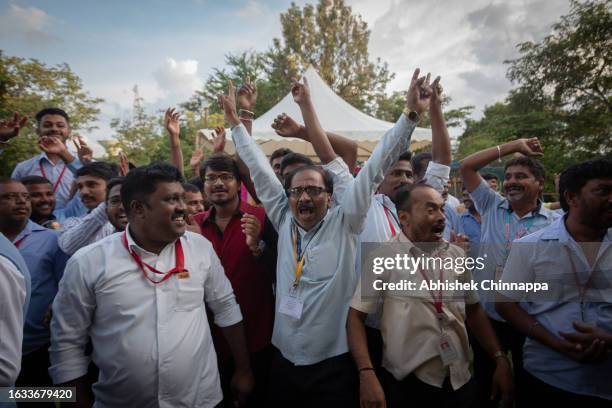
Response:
[0,4,60,45]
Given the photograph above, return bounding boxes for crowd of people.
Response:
[0,67,610,408]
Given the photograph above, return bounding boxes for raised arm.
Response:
[459,138,543,192]
[272,113,358,172]
[58,204,110,255]
[37,136,83,174]
[164,108,185,177]
[235,79,261,203]
[429,76,451,166]
[290,77,337,165]
[218,81,287,229]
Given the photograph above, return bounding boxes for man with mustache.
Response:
[349,183,514,407]
[50,162,253,407]
[58,162,120,255]
[20,176,88,229]
[460,138,561,407]
[349,74,453,385]
[0,178,68,399]
[11,108,93,209]
[496,158,612,406]
[194,153,276,406]
[220,67,431,406]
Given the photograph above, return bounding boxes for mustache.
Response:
[504,184,524,190]
[431,222,445,232]
[298,202,315,211]
[81,194,96,201]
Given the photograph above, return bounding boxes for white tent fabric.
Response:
[251,66,432,141]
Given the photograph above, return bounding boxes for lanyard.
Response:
[121,232,187,284]
[383,206,398,237]
[14,236,27,248]
[39,162,67,193]
[417,255,445,317]
[564,245,599,321]
[291,221,324,288]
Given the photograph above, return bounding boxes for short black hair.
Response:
[411,152,432,179]
[121,162,183,216]
[481,173,499,182]
[559,159,612,212]
[106,177,124,201]
[183,183,201,194]
[283,165,334,196]
[398,151,413,163]
[270,148,293,165]
[20,175,52,186]
[280,153,313,176]
[504,156,545,181]
[75,162,119,182]
[200,153,241,182]
[0,177,20,186]
[35,108,70,124]
[187,176,204,193]
[395,182,437,211]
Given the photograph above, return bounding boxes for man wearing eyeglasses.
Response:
[218,68,433,406]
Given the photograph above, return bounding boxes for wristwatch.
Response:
[403,108,419,123]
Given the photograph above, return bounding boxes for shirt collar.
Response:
[497,198,551,218]
[14,219,46,242]
[124,224,180,257]
[200,200,246,224]
[394,230,450,256]
[541,215,612,244]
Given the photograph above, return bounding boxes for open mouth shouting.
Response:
[431,222,445,241]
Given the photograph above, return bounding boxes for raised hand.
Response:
[39,135,69,156]
[118,151,130,176]
[0,112,28,142]
[271,113,303,138]
[291,77,311,105]
[237,76,257,112]
[164,108,181,138]
[217,81,240,127]
[190,148,205,174]
[515,137,544,157]
[406,68,433,117]
[212,126,226,153]
[72,135,93,163]
[241,213,262,256]
[430,76,443,107]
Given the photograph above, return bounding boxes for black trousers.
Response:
[522,371,611,408]
[15,345,54,408]
[471,319,526,408]
[268,349,358,408]
[218,345,273,407]
[381,369,476,408]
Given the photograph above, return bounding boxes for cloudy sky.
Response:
[0,0,570,154]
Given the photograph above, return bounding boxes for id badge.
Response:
[279,288,303,320]
[438,332,459,366]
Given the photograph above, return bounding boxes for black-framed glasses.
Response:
[286,186,327,198]
[204,174,236,184]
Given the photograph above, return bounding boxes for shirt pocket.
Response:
[175,280,204,312]
[302,244,337,283]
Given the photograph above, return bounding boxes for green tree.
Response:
[109,86,162,166]
[0,51,103,176]
[265,0,394,114]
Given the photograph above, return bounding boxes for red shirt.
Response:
[194,201,275,357]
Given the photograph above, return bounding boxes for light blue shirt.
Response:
[499,217,612,400]
[231,114,416,365]
[13,220,69,354]
[470,178,561,320]
[53,193,88,224]
[443,200,463,241]
[11,152,83,209]
[461,211,481,259]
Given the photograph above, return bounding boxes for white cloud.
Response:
[152,58,203,102]
[236,0,266,19]
[0,3,59,44]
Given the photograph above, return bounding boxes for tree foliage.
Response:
[0,51,103,176]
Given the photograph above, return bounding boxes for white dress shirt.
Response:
[0,256,26,386]
[50,228,242,408]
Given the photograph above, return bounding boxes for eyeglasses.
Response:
[204,174,236,184]
[286,186,327,198]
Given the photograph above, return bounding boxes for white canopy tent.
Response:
[250,66,432,141]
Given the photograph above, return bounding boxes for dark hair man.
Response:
[482,173,500,191]
[270,147,293,176]
[0,178,68,395]
[195,152,277,406]
[220,67,432,406]
[11,108,92,209]
[349,183,514,407]
[496,158,612,406]
[411,151,432,181]
[58,162,119,255]
[50,162,253,407]
[460,138,561,407]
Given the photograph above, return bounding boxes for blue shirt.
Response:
[231,114,416,365]
[11,153,83,209]
[53,193,88,224]
[443,200,463,241]
[499,217,612,400]
[470,178,560,320]
[13,220,69,354]
[461,211,481,259]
